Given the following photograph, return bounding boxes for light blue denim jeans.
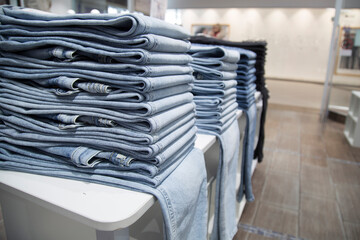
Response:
[0,68,194,93]
[0,77,192,102]
[0,85,194,117]
[0,145,208,239]
[196,98,236,112]
[237,103,257,202]
[188,44,240,63]
[194,94,236,108]
[191,59,238,71]
[191,64,237,81]
[0,51,193,77]
[193,79,237,90]
[195,101,238,119]
[0,24,191,52]
[238,59,256,66]
[0,40,193,65]
[0,91,196,133]
[0,5,190,39]
[0,118,197,164]
[200,118,240,240]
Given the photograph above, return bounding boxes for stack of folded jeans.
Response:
[190,36,269,163]
[235,48,257,109]
[188,44,241,240]
[188,44,240,134]
[0,6,208,240]
[190,36,263,203]
[237,41,268,163]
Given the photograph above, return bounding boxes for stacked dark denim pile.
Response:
[188,44,240,134]
[0,6,208,239]
[236,41,268,163]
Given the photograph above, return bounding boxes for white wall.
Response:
[266,80,324,109]
[168,0,360,9]
[179,8,335,82]
[50,0,73,14]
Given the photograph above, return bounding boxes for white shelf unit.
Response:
[344,91,360,147]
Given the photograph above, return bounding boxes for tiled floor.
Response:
[234,105,360,240]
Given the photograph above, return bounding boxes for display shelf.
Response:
[0,129,222,231]
[344,91,360,147]
[0,99,253,240]
[348,111,358,123]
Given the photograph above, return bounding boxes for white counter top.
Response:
[0,110,243,231]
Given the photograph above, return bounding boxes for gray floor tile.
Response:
[247,233,274,240]
[252,168,267,200]
[299,195,344,240]
[233,227,249,240]
[240,201,259,225]
[336,185,360,223]
[261,171,299,210]
[328,161,360,186]
[270,151,300,174]
[277,136,300,153]
[300,144,326,159]
[300,164,336,199]
[325,141,356,162]
[301,155,327,168]
[343,222,360,240]
[253,202,298,237]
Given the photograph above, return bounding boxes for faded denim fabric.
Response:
[0,78,192,102]
[200,119,240,240]
[0,146,208,240]
[237,103,257,202]
[0,67,194,93]
[192,59,238,71]
[195,98,237,112]
[0,52,193,77]
[0,6,209,240]
[0,6,190,39]
[189,43,240,134]
[188,45,240,63]
[0,25,191,52]
[0,40,193,65]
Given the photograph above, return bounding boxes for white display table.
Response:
[0,92,263,240]
[0,115,240,240]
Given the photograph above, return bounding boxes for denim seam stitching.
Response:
[158,186,177,237]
